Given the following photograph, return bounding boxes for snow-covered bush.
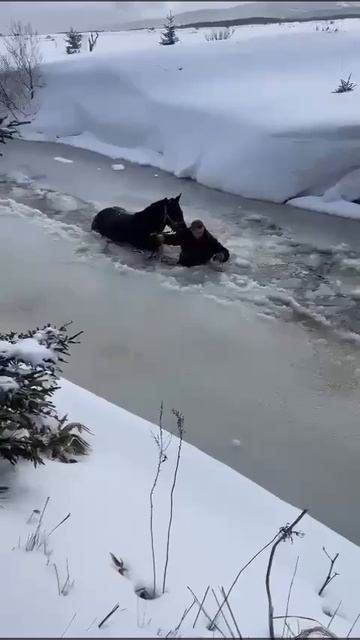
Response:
[205,27,234,42]
[333,74,356,94]
[315,21,339,33]
[0,323,90,466]
[0,114,28,155]
[65,28,82,54]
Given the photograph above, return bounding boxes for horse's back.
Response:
[91,203,163,251]
[91,206,132,242]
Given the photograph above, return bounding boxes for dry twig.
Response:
[149,402,166,596]
[220,586,242,638]
[347,612,360,638]
[193,585,210,628]
[162,409,184,593]
[61,612,77,638]
[283,556,300,637]
[212,588,235,638]
[187,586,225,638]
[318,547,339,596]
[327,600,342,630]
[98,603,124,629]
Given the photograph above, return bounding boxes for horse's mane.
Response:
[132,199,165,232]
[135,199,164,218]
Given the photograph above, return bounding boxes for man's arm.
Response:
[161,232,183,247]
[209,235,230,262]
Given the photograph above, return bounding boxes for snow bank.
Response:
[289,167,360,218]
[289,194,360,219]
[22,22,360,217]
[1,378,360,637]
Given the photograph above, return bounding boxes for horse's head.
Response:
[143,194,186,234]
[164,193,186,231]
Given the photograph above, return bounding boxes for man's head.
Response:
[190,219,205,240]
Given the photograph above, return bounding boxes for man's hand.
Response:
[212,252,226,263]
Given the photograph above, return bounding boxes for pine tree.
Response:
[160,11,179,46]
[0,323,90,466]
[65,27,82,54]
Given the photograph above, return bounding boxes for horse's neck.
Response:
[134,206,164,232]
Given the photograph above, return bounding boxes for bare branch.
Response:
[88,31,99,52]
[266,510,308,639]
[284,620,296,638]
[37,495,50,526]
[327,600,342,630]
[220,586,242,638]
[193,585,210,629]
[53,563,61,596]
[165,597,196,638]
[48,512,71,537]
[162,409,184,593]
[187,586,226,638]
[274,615,324,625]
[283,556,300,637]
[61,612,77,638]
[347,612,360,638]
[25,496,50,550]
[318,547,339,597]
[98,603,123,629]
[60,557,74,596]
[208,530,280,629]
[149,401,166,597]
[212,588,235,638]
[85,617,98,632]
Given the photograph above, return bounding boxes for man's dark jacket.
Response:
[162,228,230,267]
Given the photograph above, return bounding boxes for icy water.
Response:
[1,140,360,543]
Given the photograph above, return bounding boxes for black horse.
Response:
[91,194,185,251]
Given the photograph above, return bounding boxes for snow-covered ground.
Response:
[13,18,360,219]
[2,371,360,638]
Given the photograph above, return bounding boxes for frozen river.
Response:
[1,139,360,543]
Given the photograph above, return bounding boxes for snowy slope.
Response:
[1,377,360,638]
[17,20,360,218]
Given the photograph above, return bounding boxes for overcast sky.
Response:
[0,1,243,33]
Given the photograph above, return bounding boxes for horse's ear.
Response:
[175,193,181,202]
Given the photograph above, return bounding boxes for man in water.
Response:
[156,219,230,267]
